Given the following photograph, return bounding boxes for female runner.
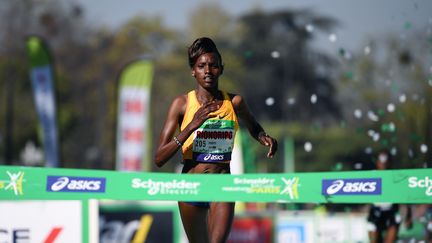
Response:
[155,37,278,243]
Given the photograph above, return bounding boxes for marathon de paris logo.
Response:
[0,171,25,196]
[280,177,300,200]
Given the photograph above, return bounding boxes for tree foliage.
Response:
[336,31,432,168]
[0,0,430,172]
[235,9,341,122]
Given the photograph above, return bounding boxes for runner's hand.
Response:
[190,101,219,130]
[258,132,278,158]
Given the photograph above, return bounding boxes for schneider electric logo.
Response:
[0,171,25,196]
[131,178,201,195]
[322,178,381,195]
[408,176,432,196]
[47,176,106,192]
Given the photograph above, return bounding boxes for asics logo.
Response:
[322,178,381,195]
[203,154,224,161]
[47,176,106,192]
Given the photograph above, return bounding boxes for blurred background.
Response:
[1,0,431,241]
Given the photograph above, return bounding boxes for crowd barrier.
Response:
[0,165,431,203]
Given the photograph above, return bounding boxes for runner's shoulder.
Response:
[170,94,188,115]
[227,93,246,110]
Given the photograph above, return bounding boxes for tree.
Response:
[0,0,181,169]
[235,9,341,123]
[336,29,432,168]
[0,0,87,165]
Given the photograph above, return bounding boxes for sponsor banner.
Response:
[0,200,82,243]
[26,36,59,167]
[99,202,181,243]
[116,60,154,171]
[0,166,430,203]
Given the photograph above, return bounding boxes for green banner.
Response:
[26,36,59,167]
[27,36,51,66]
[0,166,430,203]
[116,60,154,171]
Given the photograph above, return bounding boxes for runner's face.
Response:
[191,52,222,89]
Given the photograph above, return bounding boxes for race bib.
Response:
[192,120,235,163]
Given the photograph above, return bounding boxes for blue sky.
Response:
[75,0,432,53]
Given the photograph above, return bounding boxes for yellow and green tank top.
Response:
[180,90,239,163]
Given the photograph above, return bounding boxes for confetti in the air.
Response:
[265,97,275,106]
[304,142,313,152]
